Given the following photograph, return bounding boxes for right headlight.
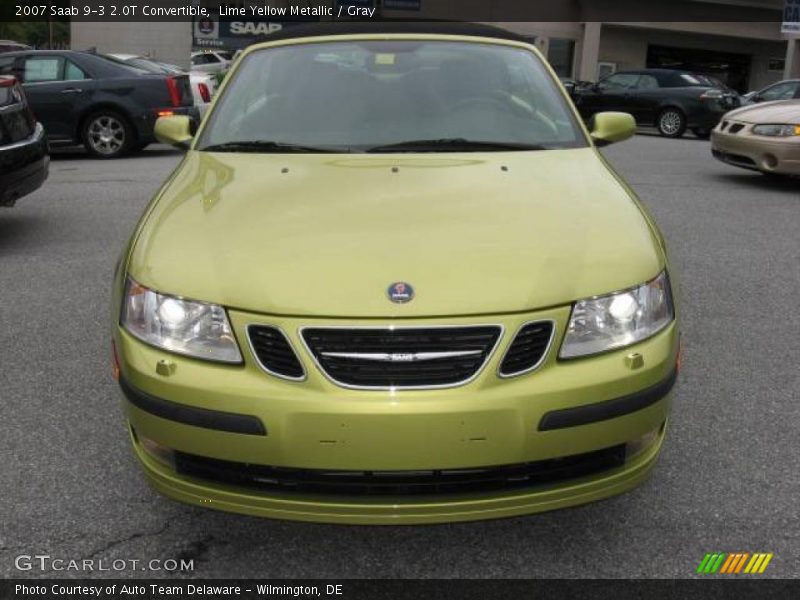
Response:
[120,278,242,363]
[560,271,674,359]
[751,124,800,137]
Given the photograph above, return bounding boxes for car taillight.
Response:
[166,76,181,107]
[198,82,211,103]
[1,77,36,123]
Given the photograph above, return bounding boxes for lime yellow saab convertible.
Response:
[111,23,680,524]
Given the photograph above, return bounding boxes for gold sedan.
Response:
[711,100,800,176]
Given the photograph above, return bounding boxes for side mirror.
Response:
[751,94,763,103]
[590,112,636,147]
[154,115,193,150]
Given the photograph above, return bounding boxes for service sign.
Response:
[192,16,312,49]
[784,0,800,34]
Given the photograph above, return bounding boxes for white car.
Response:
[105,54,216,116]
[190,50,233,74]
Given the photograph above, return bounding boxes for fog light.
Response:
[139,435,175,468]
[626,426,661,459]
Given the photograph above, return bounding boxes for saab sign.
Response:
[193,17,311,49]
[229,22,284,36]
[784,0,800,34]
[194,17,219,39]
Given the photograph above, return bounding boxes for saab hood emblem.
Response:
[387,281,414,304]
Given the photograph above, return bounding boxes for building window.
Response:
[768,58,786,72]
[597,61,617,81]
[547,38,575,78]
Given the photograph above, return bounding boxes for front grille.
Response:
[499,321,554,377]
[712,149,756,167]
[301,326,502,389]
[248,325,305,380]
[174,445,626,497]
[728,123,745,134]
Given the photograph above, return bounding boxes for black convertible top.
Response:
[258,21,529,43]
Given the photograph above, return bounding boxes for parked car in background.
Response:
[106,53,215,117]
[0,40,31,54]
[559,77,577,97]
[0,76,48,207]
[573,68,740,138]
[190,50,232,74]
[0,50,196,158]
[741,79,800,105]
[711,100,800,177]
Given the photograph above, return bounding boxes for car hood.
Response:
[129,148,664,318]
[724,100,800,123]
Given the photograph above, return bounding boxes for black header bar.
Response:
[0,0,789,23]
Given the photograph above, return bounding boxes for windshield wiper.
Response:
[199,140,348,154]
[366,138,548,153]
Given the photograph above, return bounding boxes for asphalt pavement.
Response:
[1,137,798,579]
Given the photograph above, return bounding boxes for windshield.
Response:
[125,57,173,74]
[679,73,705,86]
[198,40,586,153]
[100,55,154,75]
[157,61,185,74]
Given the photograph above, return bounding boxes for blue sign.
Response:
[336,0,376,8]
[384,0,421,10]
[784,0,800,34]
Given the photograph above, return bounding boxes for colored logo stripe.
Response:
[698,552,773,574]
[745,553,773,574]
[719,553,748,573]
[697,553,726,573]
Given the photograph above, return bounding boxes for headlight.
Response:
[751,124,800,137]
[121,278,242,363]
[560,271,674,359]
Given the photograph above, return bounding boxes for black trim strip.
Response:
[538,368,678,431]
[119,378,267,436]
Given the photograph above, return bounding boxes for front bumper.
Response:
[114,304,679,524]
[711,123,800,175]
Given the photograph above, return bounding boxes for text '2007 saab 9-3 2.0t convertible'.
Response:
[111,23,681,524]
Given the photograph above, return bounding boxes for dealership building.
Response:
[70,0,800,92]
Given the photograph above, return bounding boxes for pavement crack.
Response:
[172,534,216,572]
[80,521,172,563]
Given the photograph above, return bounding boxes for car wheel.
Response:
[691,128,711,139]
[657,109,687,138]
[82,111,134,159]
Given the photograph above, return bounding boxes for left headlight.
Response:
[560,271,674,359]
[751,124,800,137]
[121,278,242,363]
